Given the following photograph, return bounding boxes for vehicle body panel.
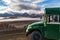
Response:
[26,8,60,40]
[45,23,59,40]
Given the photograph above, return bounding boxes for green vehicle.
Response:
[25,8,60,40]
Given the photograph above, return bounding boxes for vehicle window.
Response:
[47,15,59,23]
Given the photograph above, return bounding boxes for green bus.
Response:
[25,8,60,40]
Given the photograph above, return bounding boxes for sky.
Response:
[0,0,60,13]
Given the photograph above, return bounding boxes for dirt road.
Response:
[0,29,51,40]
[0,30,31,40]
[0,21,38,40]
[0,21,50,40]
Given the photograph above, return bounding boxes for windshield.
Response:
[46,15,59,23]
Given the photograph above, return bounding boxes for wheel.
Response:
[31,31,42,40]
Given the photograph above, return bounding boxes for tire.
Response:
[31,31,42,40]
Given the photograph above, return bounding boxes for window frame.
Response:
[46,15,59,24]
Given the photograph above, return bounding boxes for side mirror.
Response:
[24,25,28,31]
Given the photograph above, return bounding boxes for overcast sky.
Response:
[0,0,60,13]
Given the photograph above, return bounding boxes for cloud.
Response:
[0,6,7,10]
[0,0,45,13]
[17,9,44,14]
[18,4,40,10]
[19,0,45,4]
[0,0,12,13]
[0,6,12,13]
[2,0,60,14]
[2,0,11,5]
[9,0,42,11]
[32,0,45,4]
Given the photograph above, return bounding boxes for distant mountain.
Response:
[0,12,44,17]
[0,12,22,17]
[0,13,13,17]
